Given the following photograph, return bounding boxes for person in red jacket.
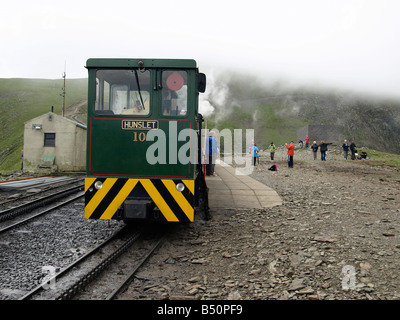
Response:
[305,136,310,148]
[285,141,295,168]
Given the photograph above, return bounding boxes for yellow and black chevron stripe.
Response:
[84,178,195,222]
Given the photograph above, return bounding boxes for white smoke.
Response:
[199,68,231,120]
[199,98,214,116]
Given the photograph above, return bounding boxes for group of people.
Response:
[249,141,279,171]
[284,139,333,168]
[310,140,333,161]
[298,136,311,149]
[205,130,367,175]
[297,136,333,161]
[250,141,277,162]
[206,131,277,176]
[286,138,367,168]
[251,141,278,171]
[342,140,367,160]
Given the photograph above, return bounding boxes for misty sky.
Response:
[1,0,400,98]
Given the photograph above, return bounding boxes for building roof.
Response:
[25,112,87,130]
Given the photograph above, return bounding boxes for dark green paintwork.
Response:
[86,58,197,69]
[86,59,201,179]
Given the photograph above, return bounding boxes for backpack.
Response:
[268,163,278,171]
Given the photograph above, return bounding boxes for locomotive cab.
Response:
[84,59,207,222]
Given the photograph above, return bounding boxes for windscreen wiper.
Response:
[134,69,145,110]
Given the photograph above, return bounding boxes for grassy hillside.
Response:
[0,78,87,172]
[361,148,400,168]
[204,75,310,150]
[206,104,308,151]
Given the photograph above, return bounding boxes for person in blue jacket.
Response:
[250,143,260,166]
[206,131,218,176]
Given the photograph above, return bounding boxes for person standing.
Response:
[21,149,24,171]
[350,142,356,160]
[319,140,332,161]
[268,142,276,160]
[250,143,259,166]
[342,140,349,160]
[305,136,310,148]
[311,141,318,160]
[285,141,295,168]
[206,131,218,176]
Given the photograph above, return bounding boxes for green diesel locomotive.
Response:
[84,58,208,222]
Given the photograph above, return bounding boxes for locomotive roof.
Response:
[86,58,198,69]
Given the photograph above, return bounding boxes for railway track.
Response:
[0,175,170,300]
[0,190,122,300]
[0,177,83,210]
[0,185,84,234]
[20,224,167,300]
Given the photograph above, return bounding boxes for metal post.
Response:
[62,71,66,117]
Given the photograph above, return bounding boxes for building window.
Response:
[44,133,56,147]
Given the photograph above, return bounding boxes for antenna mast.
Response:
[61,62,66,117]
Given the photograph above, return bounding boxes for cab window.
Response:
[161,70,187,116]
[95,69,150,115]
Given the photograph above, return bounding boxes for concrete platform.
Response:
[205,161,282,209]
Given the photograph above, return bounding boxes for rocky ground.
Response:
[1,145,399,301]
[119,145,400,300]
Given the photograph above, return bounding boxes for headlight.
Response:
[176,183,185,192]
[94,181,103,190]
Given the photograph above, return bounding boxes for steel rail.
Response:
[0,184,83,223]
[19,225,128,300]
[0,191,84,235]
[55,229,142,300]
[0,178,81,207]
[105,235,165,300]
